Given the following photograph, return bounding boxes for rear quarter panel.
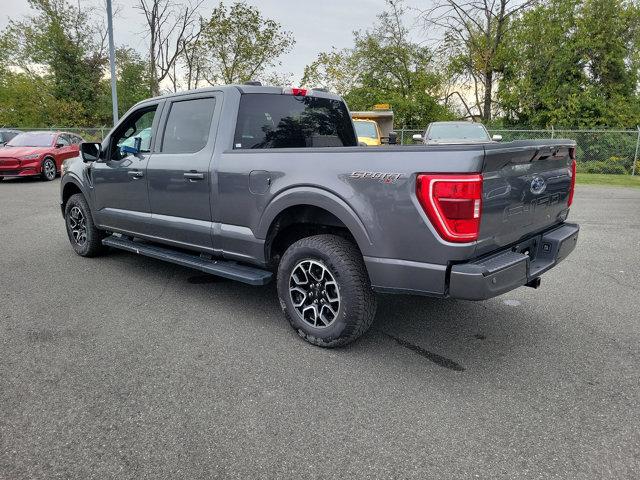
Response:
[213,144,486,265]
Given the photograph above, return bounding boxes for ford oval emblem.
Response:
[530,176,547,195]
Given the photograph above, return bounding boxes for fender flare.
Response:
[60,174,92,212]
[257,186,373,255]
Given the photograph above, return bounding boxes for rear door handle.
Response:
[184,172,205,181]
[128,170,144,179]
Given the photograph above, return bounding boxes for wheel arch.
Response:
[259,187,373,266]
[61,176,89,213]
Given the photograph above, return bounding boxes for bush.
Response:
[576,161,627,174]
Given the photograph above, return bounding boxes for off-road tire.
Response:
[64,193,107,257]
[277,234,377,348]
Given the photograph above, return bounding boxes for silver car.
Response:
[413,121,502,144]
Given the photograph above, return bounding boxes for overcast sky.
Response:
[1,0,396,83]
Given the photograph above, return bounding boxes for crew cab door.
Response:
[91,103,162,234]
[146,92,220,251]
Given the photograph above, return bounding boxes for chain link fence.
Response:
[6,125,640,175]
[396,127,640,175]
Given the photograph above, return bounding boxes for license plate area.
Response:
[511,236,539,260]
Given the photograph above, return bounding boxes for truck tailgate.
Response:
[476,140,575,256]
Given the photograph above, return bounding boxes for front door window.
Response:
[111,108,157,160]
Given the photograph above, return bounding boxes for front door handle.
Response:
[184,172,205,181]
[128,170,144,179]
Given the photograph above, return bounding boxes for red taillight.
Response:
[283,87,307,96]
[568,158,576,207]
[416,174,483,243]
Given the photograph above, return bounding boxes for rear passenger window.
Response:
[233,93,357,149]
[161,98,216,154]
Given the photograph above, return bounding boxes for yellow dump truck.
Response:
[353,119,382,146]
[351,105,395,145]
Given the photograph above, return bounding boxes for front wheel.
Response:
[64,193,106,257]
[41,158,56,181]
[277,234,377,348]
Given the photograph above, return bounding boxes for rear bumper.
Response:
[365,222,579,299]
[448,223,579,300]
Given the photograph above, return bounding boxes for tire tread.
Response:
[65,193,106,257]
[278,234,377,348]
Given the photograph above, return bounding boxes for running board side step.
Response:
[102,235,272,285]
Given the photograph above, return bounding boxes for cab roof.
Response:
[135,84,343,108]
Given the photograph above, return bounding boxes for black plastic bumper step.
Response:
[102,235,272,285]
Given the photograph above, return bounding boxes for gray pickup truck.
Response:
[60,84,579,347]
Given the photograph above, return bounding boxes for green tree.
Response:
[302,48,361,95]
[199,2,295,85]
[115,48,152,116]
[0,72,86,127]
[421,0,538,122]
[498,0,640,127]
[3,0,107,123]
[93,48,152,122]
[302,1,453,127]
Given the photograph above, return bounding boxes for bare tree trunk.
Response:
[149,20,158,96]
[483,69,493,122]
[419,0,538,122]
[136,0,202,97]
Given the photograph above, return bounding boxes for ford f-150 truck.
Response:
[60,84,579,347]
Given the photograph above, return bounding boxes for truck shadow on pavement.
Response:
[105,250,535,375]
[178,269,531,374]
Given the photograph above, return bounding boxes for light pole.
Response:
[106,0,119,125]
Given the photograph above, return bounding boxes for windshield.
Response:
[427,123,489,141]
[354,121,378,138]
[7,132,55,147]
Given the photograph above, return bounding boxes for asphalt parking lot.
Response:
[0,177,638,479]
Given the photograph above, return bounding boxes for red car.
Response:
[0,131,83,181]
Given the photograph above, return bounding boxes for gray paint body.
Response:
[61,85,579,298]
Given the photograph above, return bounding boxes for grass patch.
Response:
[576,173,640,188]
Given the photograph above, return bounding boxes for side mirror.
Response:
[388,131,398,145]
[492,134,503,142]
[55,143,64,148]
[412,134,423,143]
[80,142,101,163]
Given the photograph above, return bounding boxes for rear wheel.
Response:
[41,158,56,181]
[64,193,106,257]
[277,234,377,347]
